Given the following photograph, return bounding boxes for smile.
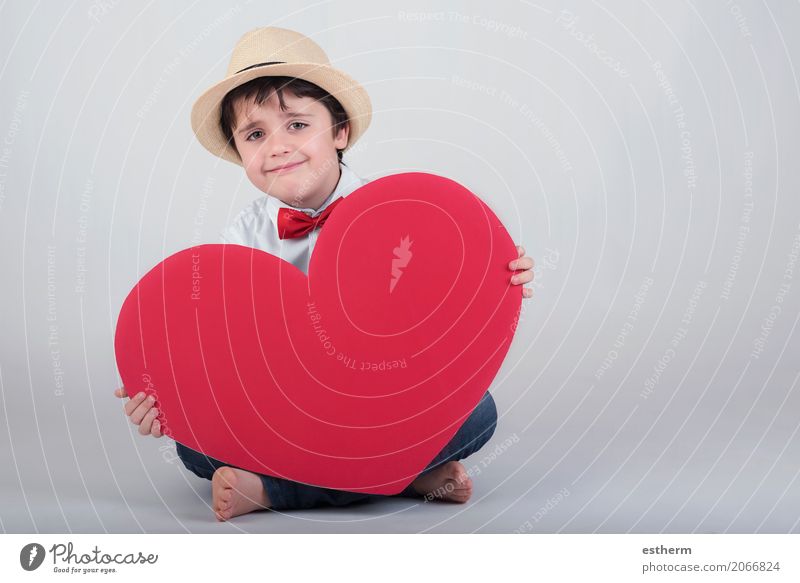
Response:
[267,161,305,174]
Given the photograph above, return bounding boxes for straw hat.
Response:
[191,27,372,166]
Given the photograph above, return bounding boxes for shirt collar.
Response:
[266,163,362,229]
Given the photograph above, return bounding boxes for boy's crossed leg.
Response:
[178,391,498,520]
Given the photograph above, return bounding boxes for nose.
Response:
[262,128,292,158]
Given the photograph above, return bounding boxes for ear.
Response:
[334,122,350,150]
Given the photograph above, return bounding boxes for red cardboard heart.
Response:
[115,173,521,494]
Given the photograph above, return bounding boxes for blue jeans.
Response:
[175,391,498,510]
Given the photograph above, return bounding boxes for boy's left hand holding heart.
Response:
[509,245,534,299]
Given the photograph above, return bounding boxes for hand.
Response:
[508,245,534,299]
[114,386,163,438]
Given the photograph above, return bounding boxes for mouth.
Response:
[266,160,306,174]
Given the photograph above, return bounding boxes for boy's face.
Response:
[231,89,349,209]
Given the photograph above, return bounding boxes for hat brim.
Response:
[191,63,371,166]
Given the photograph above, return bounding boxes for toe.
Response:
[454,486,473,502]
[220,468,236,486]
[447,461,468,480]
[453,483,472,495]
[449,477,473,503]
[452,484,472,498]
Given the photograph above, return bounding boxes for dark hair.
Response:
[219,76,349,162]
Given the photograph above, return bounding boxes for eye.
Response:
[245,130,263,141]
[289,121,308,131]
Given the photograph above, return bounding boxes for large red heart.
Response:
[115,173,521,495]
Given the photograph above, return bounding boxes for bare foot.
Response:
[411,461,473,503]
[211,467,271,521]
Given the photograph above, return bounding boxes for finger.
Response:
[138,407,159,436]
[114,387,128,399]
[511,271,534,285]
[509,256,534,271]
[130,396,156,425]
[124,392,147,416]
[523,287,533,299]
[131,398,155,425]
[152,419,163,439]
[517,245,525,258]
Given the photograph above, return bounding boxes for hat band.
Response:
[235,61,286,74]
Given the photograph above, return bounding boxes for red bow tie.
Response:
[277,197,343,240]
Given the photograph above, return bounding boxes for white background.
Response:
[0,0,798,533]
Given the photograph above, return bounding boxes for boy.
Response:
[115,27,534,521]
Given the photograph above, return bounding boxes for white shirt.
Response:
[220,163,367,275]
